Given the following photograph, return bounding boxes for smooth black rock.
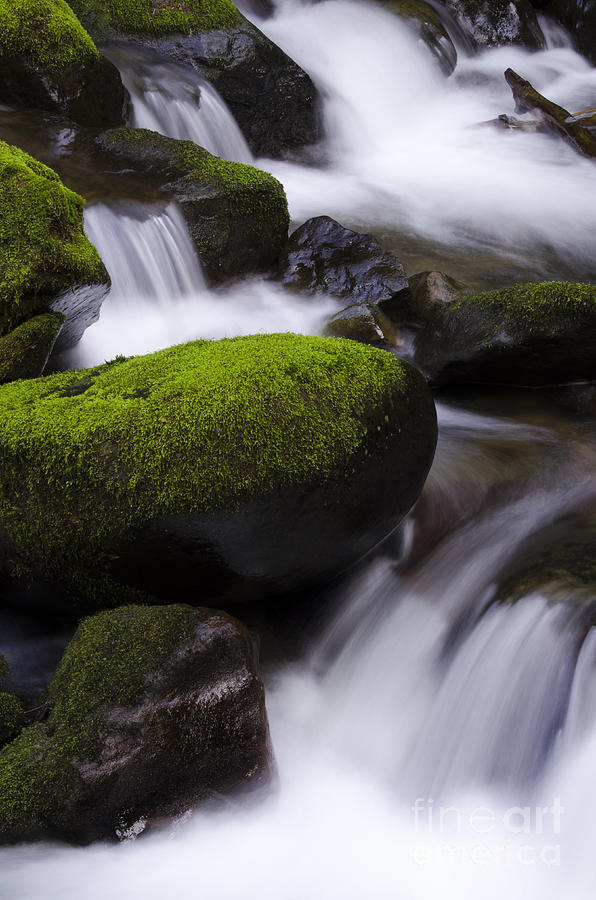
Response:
[279,216,409,313]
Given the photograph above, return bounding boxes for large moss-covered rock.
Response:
[412,281,596,387]
[96,128,289,283]
[380,0,457,74]
[0,313,65,384]
[0,142,109,348]
[0,603,271,844]
[0,0,127,126]
[444,0,544,47]
[0,333,437,602]
[68,0,320,157]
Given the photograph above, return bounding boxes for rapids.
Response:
[2,1,596,897]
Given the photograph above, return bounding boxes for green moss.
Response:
[0,604,207,836]
[0,692,25,746]
[0,142,106,336]
[67,0,241,37]
[0,0,98,74]
[447,281,596,344]
[0,333,405,582]
[0,654,8,683]
[0,313,65,384]
[100,127,288,225]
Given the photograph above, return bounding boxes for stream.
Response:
[2,0,596,897]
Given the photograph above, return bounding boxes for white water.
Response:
[106,45,252,163]
[259,0,596,282]
[64,203,336,367]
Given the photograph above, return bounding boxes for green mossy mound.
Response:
[0,333,436,597]
[0,0,127,125]
[97,128,289,281]
[0,692,24,747]
[0,143,107,339]
[413,280,596,386]
[0,313,65,384]
[0,0,98,73]
[0,603,270,843]
[67,0,240,37]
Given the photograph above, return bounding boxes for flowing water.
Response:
[3,1,596,897]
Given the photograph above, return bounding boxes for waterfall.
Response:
[104,44,253,163]
[63,202,336,367]
[259,0,596,285]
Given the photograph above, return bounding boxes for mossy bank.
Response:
[0,333,437,603]
[0,142,109,348]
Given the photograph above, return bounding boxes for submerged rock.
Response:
[0,313,65,384]
[279,216,409,314]
[0,142,109,348]
[68,0,320,157]
[505,68,596,158]
[0,0,127,127]
[0,333,437,602]
[0,603,271,844]
[380,0,457,74]
[96,128,289,283]
[412,280,596,387]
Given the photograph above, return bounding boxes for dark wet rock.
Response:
[402,270,467,325]
[505,68,596,158]
[542,0,596,63]
[0,334,437,605]
[96,128,289,283]
[412,280,596,387]
[0,604,271,844]
[0,141,110,349]
[0,314,65,385]
[0,0,127,127]
[279,216,409,315]
[381,0,458,74]
[68,0,320,157]
[480,112,548,133]
[444,0,545,48]
[323,303,397,348]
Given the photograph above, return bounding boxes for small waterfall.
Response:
[104,44,252,163]
[63,202,336,367]
[538,13,576,50]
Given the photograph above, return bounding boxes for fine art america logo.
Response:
[410,797,563,867]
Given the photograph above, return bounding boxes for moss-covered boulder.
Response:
[412,281,596,387]
[0,143,109,349]
[0,0,127,126]
[0,692,24,748]
[0,313,65,384]
[67,0,320,157]
[380,0,457,74]
[96,128,289,283]
[444,0,544,48]
[0,603,270,844]
[0,333,436,603]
